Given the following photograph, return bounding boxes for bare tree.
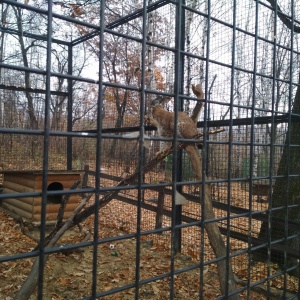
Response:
[12,6,39,129]
[256,0,300,276]
[1,2,94,132]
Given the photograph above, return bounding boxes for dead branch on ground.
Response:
[14,184,93,300]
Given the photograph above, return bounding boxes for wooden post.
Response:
[155,185,165,231]
[82,165,89,188]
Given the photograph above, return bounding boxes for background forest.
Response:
[1,0,299,175]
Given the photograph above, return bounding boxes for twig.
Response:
[56,180,81,228]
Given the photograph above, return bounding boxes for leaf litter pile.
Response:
[0,171,298,299]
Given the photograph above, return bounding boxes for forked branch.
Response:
[73,128,224,224]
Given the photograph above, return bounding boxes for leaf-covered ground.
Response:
[0,168,298,299]
[0,208,218,300]
[1,203,295,300]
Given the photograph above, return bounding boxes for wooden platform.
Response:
[1,171,81,223]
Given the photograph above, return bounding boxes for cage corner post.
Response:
[67,43,73,171]
[172,0,187,255]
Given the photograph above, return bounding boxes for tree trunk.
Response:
[14,7,38,129]
[257,71,300,276]
[108,90,127,158]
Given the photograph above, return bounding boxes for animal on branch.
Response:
[145,84,205,204]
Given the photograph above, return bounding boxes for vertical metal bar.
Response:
[174,0,186,255]
[248,0,259,297]
[268,1,278,298]
[134,0,148,298]
[170,0,185,297]
[205,100,210,176]
[282,0,295,296]
[67,44,73,170]
[38,0,53,298]
[200,1,211,298]
[155,186,165,229]
[91,0,105,298]
[226,0,238,298]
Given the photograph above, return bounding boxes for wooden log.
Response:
[155,186,165,230]
[4,174,35,189]
[32,195,79,205]
[32,203,79,214]
[3,172,36,180]
[3,172,80,181]
[4,181,35,193]
[202,184,239,299]
[3,188,79,206]
[34,173,81,184]
[32,211,73,222]
[2,198,33,213]
[3,172,81,190]
[3,188,34,205]
[33,179,81,190]
[1,202,32,220]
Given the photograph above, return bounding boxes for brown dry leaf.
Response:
[119,272,127,279]
[103,284,113,291]
[151,283,160,295]
[57,277,71,286]
[50,292,64,300]
[73,272,85,277]
[238,269,248,277]
[112,274,120,283]
[187,248,198,259]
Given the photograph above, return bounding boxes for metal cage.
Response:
[0,0,300,299]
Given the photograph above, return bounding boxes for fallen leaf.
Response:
[73,272,85,277]
[151,283,160,295]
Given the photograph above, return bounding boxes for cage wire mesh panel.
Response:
[0,0,300,299]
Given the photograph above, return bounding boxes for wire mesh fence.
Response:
[0,0,300,299]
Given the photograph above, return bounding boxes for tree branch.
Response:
[14,191,92,300]
[15,129,225,300]
[73,128,224,224]
[264,0,300,33]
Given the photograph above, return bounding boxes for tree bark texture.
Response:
[203,185,240,299]
[257,72,300,274]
